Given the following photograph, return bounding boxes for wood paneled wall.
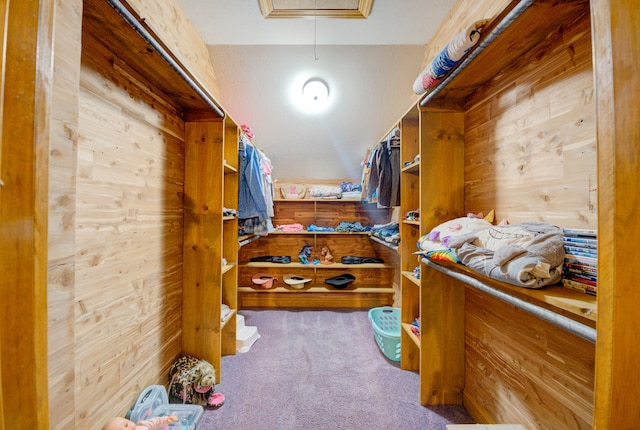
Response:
[464,10,596,228]
[464,288,595,429]
[47,0,82,427]
[69,29,186,427]
[42,0,226,426]
[459,7,596,429]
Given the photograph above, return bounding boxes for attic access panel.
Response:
[259,0,373,18]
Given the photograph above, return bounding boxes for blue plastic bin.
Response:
[368,306,401,362]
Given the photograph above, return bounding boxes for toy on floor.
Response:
[102,415,177,430]
[168,355,225,408]
[298,243,312,264]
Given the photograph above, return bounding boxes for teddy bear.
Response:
[168,355,224,408]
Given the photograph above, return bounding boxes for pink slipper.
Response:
[208,392,225,408]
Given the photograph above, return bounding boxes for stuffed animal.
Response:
[102,415,177,430]
[298,244,312,264]
[168,355,224,408]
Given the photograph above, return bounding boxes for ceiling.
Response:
[175,0,455,181]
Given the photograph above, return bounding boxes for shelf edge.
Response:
[421,258,596,343]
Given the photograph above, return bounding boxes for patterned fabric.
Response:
[413,20,489,95]
[309,185,342,199]
[168,355,217,406]
[425,249,459,263]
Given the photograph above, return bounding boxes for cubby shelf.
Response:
[220,309,237,329]
[273,198,363,202]
[270,230,370,235]
[402,220,420,227]
[401,161,420,174]
[245,262,392,270]
[238,286,395,294]
[402,323,420,349]
[221,263,236,275]
[238,194,395,308]
[401,271,421,287]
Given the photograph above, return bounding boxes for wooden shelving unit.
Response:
[238,197,396,308]
[392,0,600,427]
[396,104,422,373]
[183,114,241,379]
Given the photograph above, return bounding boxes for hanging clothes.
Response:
[388,129,401,207]
[259,150,275,218]
[371,141,393,207]
[364,127,401,208]
[238,136,272,235]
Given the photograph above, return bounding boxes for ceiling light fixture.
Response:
[302,78,329,104]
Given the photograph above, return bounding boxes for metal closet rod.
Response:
[422,258,597,343]
[420,0,535,107]
[106,0,225,118]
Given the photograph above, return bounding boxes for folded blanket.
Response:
[447,222,565,289]
[276,223,304,232]
[413,20,489,95]
[309,185,342,199]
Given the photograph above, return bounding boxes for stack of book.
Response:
[562,228,597,296]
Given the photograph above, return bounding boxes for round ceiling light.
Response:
[302,78,329,104]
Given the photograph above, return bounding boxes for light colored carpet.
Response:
[198,308,474,430]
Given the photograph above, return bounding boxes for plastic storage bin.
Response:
[127,385,203,430]
[368,306,401,362]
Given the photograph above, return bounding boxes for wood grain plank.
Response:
[183,120,224,372]
[464,288,594,429]
[591,0,640,428]
[47,0,83,427]
[463,12,595,228]
[73,37,185,427]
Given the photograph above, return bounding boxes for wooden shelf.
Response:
[273,197,364,202]
[369,235,399,251]
[238,287,394,309]
[238,286,395,294]
[221,308,237,329]
[238,234,261,247]
[245,262,393,269]
[239,196,395,308]
[223,162,237,173]
[402,219,420,226]
[401,161,420,174]
[223,215,236,222]
[422,258,596,336]
[402,271,421,287]
[420,0,590,108]
[402,323,420,349]
[270,230,370,235]
[221,263,236,275]
[392,0,598,419]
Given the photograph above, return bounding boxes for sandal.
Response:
[361,257,384,264]
[271,256,291,264]
[341,256,363,264]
